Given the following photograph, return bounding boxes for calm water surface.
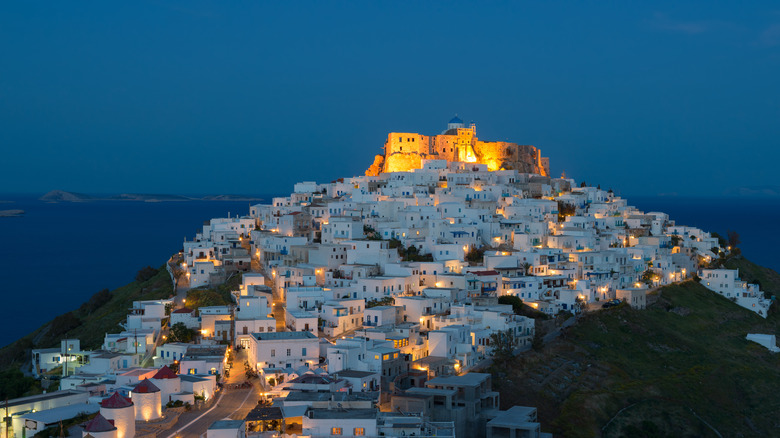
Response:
[0,196,259,347]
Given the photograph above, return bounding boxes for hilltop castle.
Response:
[365,116,550,176]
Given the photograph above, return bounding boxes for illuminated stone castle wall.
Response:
[365,119,549,176]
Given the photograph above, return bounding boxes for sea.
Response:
[0,195,265,348]
[0,194,778,348]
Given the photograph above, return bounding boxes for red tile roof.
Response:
[152,365,178,380]
[84,414,116,433]
[100,392,133,408]
[473,270,500,276]
[172,307,194,314]
[133,378,161,394]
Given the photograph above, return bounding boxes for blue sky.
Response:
[1,1,779,197]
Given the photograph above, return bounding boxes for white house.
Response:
[247,331,320,370]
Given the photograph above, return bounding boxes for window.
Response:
[331,427,343,435]
[302,348,307,356]
[354,428,365,436]
[287,349,291,356]
[271,349,275,357]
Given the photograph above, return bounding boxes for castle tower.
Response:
[131,378,163,421]
[82,413,117,438]
[100,392,135,438]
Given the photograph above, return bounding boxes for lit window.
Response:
[331,427,343,435]
[354,427,365,436]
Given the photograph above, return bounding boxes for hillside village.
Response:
[8,120,776,438]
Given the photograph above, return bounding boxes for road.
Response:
[166,350,263,438]
[165,385,259,438]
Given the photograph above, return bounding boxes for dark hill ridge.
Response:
[39,190,263,202]
[39,190,95,202]
[0,266,174,370]
[488,277,779,437]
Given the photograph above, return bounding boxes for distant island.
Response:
[0,209,24,217]
[39,190,262,202]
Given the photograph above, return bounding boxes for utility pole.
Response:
[5,398,10,438]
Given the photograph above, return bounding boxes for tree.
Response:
[498,295,523,314]
[466,246,487,264]
[363,225,382,240]
[50,312,81,335]
[0,369,36,399]
[80,288,111,313]
[580,181,587,187]
[557,201,576,223]
[727,230,740,249]
[136,266,158,282]
[489,329,517,361]
[641,269,657,285]
[531,330,544,352]
[711,232,727,247]
[169,322,195,343]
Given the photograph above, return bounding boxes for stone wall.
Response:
[365,127,549,176]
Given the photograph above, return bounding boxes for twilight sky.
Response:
[1,2,779,197]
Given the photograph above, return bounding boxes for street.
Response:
[164,385,259,438]
[164,350,263,438]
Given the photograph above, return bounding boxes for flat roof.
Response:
[307,408,377,420]
[209,420,245,430]
[21,403,100,425]
[335,370,378,378]
[284,391,379,402]
[184,345,228,357]
[368,347,399,355]
[179,375,210,382]
[426,373,490,387]
[405,387,456,397]
[6,390,86,409]
[252,331,317,341]
[245,406,283,422]
[488,408,540,430]
[365,305,396,311]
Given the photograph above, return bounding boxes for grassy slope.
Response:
[490,278,779,437]
[0,266,174,370]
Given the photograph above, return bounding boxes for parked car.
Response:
[602,299,622,309]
